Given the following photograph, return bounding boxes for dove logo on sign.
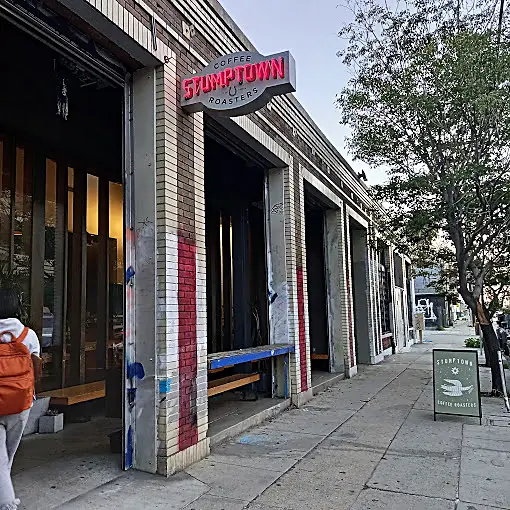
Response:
[441,379,474,397]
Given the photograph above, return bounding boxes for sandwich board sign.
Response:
[433,349,481,424]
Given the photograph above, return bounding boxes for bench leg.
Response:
[284,354,289,399]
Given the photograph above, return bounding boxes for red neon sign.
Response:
[182,58,285,100]
[180,50,296,116]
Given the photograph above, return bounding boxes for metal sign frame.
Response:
[433,348,482,424]
[181,50,296,117]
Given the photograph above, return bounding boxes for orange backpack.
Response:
[0,328,34,416]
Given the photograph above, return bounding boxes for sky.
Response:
[217,0,387,185]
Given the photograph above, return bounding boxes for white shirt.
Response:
[0,318,41,356]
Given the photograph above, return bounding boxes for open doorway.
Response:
[304,194,329,373]
[349,217,370,365]
[204,124,279,437]
[0,15,126,505]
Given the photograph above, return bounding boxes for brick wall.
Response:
[69,0,397,474]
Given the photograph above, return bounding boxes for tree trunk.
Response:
[479,323,504,393]
[481,334,491,368]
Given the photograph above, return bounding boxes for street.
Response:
[49,323,510,510]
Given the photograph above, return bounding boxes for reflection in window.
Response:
[0,138,11,263]
[86,174,99,381]
[68,168,74,232]
[42,160,58,388]
[13,147,32,317]
[109,182,123,366]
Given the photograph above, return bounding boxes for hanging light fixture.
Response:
[55,58,68,120]
[56,76,68,120]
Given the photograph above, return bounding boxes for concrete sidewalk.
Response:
[24,323,510,509]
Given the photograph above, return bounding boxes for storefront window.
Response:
[41,159,58,388]
[86,173,99,381]
[0,137,12,264]
[0,136,123,389]
[109,182,123,365]
[68,168,74,233]
[13,146,32,318]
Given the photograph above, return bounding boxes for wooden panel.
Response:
[221,211,232,351]
[55,161,68,389]
[96,177,109,370]
[232,205,251,351]
[30,153,46,338]
[39,381,105,406]
[69,169,87,385]
[207,373,260,397]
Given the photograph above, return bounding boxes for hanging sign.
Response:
[433,349,481,423]
[181,50,296,116]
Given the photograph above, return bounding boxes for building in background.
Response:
[0,0,414,477]
[415,269,455,329]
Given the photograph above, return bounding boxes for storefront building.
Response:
[0,0,415,476]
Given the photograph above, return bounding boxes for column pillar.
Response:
[152,59,208,476]
[129,67,158,473]
[344,210,357,376]
[324,207,351,375]
[266,163,312,405]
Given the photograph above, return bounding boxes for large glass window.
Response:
[0,137,12,264]
[41,159,58,388]
[109,182,124,362]
[13,146,32,318]
[0,135,123,390]
[379,249,392,334]
[86,173,99,381]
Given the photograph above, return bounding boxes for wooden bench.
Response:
[311,353,329,360]
[208,373,261,397]
[38,381,106,406]
[207,344,294,398]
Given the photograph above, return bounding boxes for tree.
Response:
[337,0,510,393]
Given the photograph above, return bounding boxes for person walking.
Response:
[0,289,41,510]
[497,324,509,356]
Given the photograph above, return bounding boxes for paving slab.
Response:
[263,407,355,436]
[329,418,403,449]
[206,429,324,471]
[182,494,248,510]
[463,424,510,441]
[367,452,460,499]
[457,503,507,510]
[15,453,122,510]
[461,447,510,482]
[388,409,463,455]
[255,471,361,510]
[463,437,510,453]
[56,471,208,510]
[292,446,381,485]
[185,459,281,501]
[350,488,455,510]
[235,428,324,455]
[459,473,510,509]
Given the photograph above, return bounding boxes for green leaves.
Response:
[338,0,510,315]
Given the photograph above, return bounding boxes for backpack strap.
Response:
[17,327,29,343]
[0,327,29,343]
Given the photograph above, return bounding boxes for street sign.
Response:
[414,313,425,331]
[433,349,481,423]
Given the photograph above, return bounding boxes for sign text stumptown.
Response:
[180,51,296,116]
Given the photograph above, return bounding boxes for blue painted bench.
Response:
[207,344,295,398]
